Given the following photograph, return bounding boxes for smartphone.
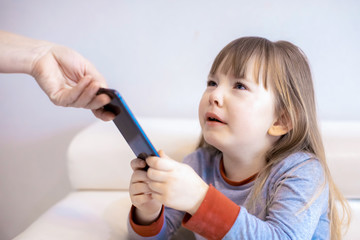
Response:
[97,88,159,170]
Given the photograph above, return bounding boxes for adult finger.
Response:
[51,76,92,107]
[76,80,112,109]
[86,93,112,110]
[91,108,115,121]
[71,78,101,108]
[84,62,108,87]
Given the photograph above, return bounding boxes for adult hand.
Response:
[146,151,209,215]
[31,44,114,121]
[0,31,114,121]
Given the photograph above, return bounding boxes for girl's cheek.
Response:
[198,95,207,117]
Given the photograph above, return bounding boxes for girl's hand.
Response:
[146,150,209,215]
[129,158,162,225]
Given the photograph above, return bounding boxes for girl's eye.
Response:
[207,80,217,87]
[234,82,246,90]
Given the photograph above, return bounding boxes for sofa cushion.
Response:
[14,191,132,240]
[67,118,201,190]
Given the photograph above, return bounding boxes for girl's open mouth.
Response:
[208,117,223,123]
[205,112,226,124]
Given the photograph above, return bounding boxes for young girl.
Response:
[128,37,350,239]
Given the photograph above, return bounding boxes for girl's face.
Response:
[198,60,279,160]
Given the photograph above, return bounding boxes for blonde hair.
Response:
[198,37,350,239]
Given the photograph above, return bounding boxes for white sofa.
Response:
[14,118,360,239]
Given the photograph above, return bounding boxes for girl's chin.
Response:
[203,135,225,151]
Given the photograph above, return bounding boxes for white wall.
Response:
[0,0,359,239]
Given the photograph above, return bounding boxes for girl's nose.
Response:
[209,88,224,107]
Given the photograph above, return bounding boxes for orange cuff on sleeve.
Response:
[129,205,164,237]
[182,184,240,240]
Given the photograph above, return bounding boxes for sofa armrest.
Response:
[320,121,360,198]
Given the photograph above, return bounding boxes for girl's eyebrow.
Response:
[232,73,256,83]
[229,75,248,83]
[208,74,216,78]
[207,74,218,81]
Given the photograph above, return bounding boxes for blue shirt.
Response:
[128,148,329,239]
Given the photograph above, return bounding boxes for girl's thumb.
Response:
[158,149,168,158]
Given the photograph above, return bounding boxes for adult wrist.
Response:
[28,42,55,76]
[0,31,54,75]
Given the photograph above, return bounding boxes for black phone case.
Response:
[97,88,159,170]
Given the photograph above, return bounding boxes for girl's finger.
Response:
[146,155,177,171]
[131,158,147,171]
[148,181,165,194]
[147,167,168,182]
[131,193,152,206]
[130,182,152,196]
[130,169,149,184]
[149,192,163,203]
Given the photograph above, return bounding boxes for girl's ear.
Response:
[268,113,292,137]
